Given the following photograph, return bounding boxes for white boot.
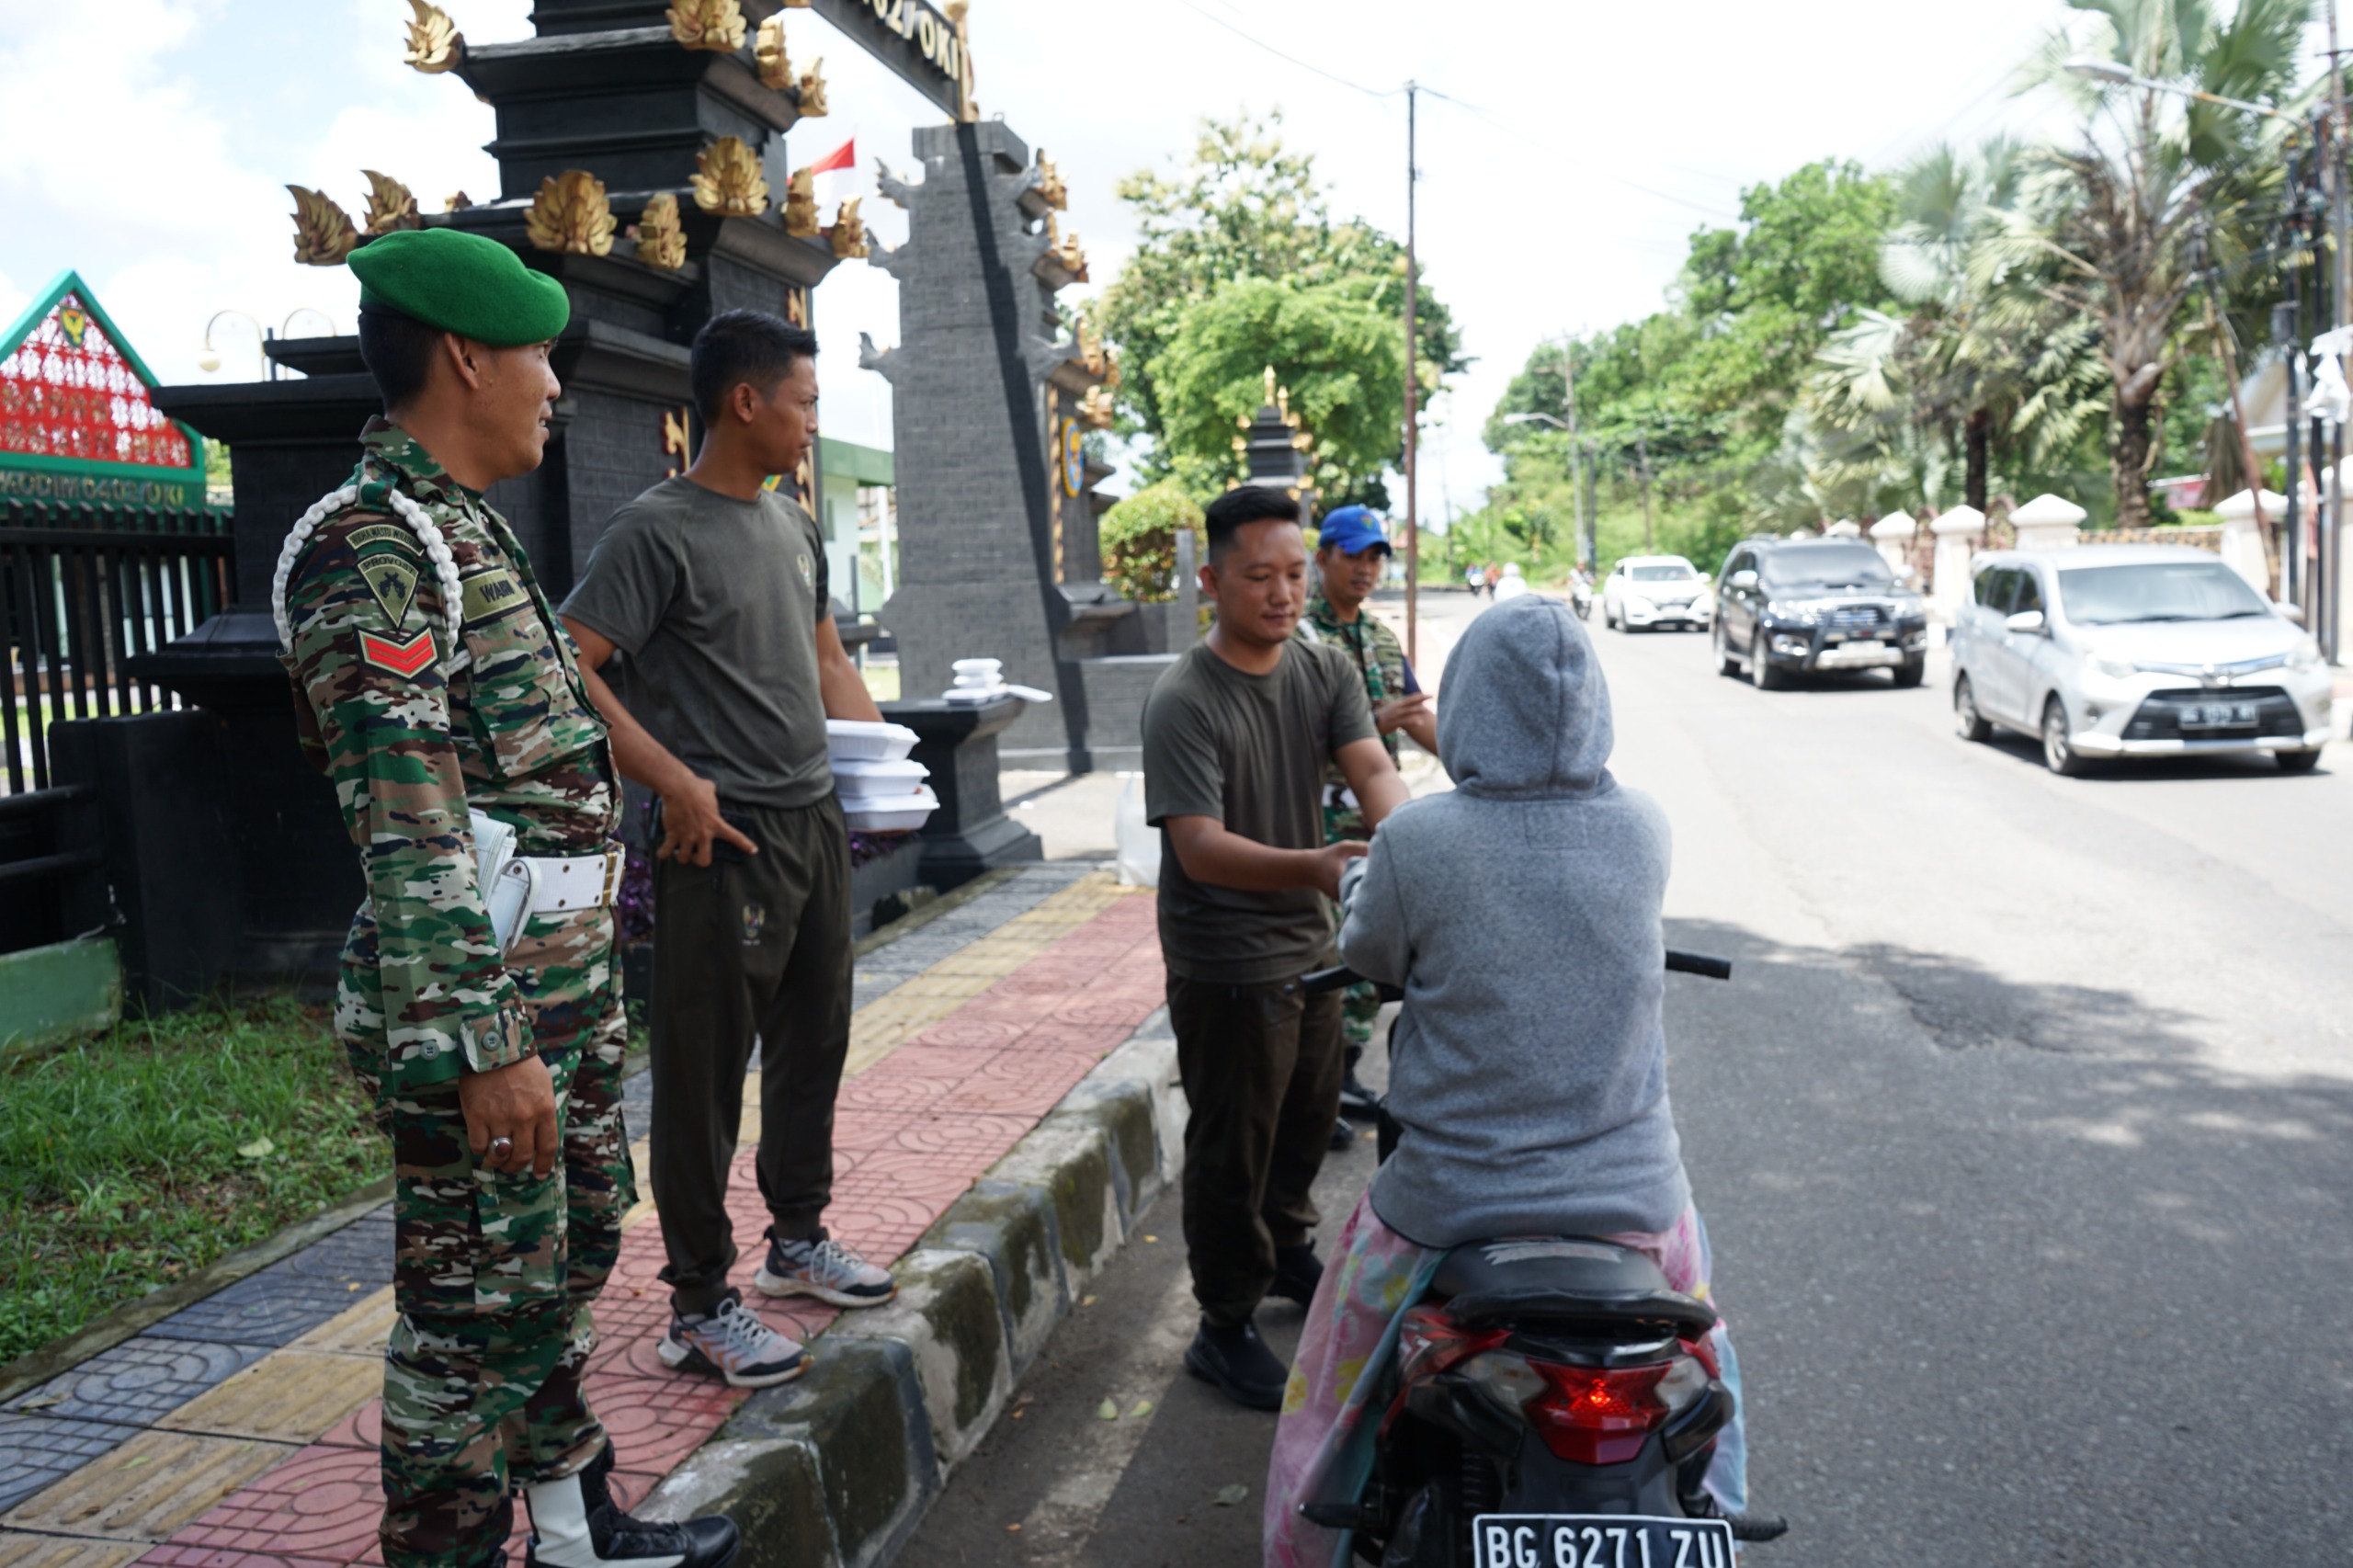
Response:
[523,1446,736,1568]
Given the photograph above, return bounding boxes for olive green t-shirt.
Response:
[1141,638,1379,983]
[561,476,833,810]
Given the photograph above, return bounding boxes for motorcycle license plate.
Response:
[1472,1514,1735,1568]
[2182,700,2259,730]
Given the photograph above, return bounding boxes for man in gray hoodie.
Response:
[1341,593,1691,1248]
[1261,593,1765,1551]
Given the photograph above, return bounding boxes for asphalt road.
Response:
[900,590,2353,1567]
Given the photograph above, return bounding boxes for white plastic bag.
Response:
[1113,772,1159,889]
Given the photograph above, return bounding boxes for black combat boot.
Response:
[524,1443,739,1568]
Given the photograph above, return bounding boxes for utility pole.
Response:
[1633,433,1656,554]
[1560,340,1588,570]
[2327,0,2348,658]
[1403,81,1420,668]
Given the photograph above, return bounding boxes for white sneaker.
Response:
[656,1289,805,1388]
[756,1233,897,1307]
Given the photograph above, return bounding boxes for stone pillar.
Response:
[866,120,1100,766]
[1930,506,1986,623]
[2211,487,2287,597]
[2009,492,2086,551]
[1869,510,1916,578]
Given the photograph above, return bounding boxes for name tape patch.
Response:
[460,566,528,627]
[358,627,438,677]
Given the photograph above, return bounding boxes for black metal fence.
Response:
[2,499,233,795]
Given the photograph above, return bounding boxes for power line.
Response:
[1168,0,1398,100]
[1167,0,1739,222]
[1415,85,1740,221]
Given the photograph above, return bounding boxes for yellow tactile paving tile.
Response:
[155,1350,380,1445]
[292,1286,397,1356]
[0,1530,144,1568]
[0,1430,290,1542]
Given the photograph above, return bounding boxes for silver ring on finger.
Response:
[490,1136,515,1160]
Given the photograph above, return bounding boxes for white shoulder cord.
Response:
[271,467,465,661]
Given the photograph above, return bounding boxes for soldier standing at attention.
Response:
[1294,506,1437,1147]
[276,227,738,1568]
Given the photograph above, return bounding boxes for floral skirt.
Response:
[1263,1189,1748,1568]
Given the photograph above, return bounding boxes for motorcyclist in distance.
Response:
[1262,594,1778,1565]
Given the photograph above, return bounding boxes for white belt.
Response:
[485,846,624,951]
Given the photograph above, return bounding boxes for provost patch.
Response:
[359,554,420,628]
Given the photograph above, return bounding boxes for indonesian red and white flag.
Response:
[807,135,856,176]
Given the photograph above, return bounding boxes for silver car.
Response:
[1949,545,2333,775]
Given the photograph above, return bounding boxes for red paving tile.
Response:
[580,1374,743,1473]
[168,1445,381,1562]
[138,1549,346,1568]
[906,1013,1036,1049]
[124,891,1167,1560]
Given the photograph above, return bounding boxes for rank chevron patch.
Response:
[358,627,438,677]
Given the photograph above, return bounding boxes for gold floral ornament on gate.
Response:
[780,168,820,235]
[796,57,829,118]
[667,0,745,51]
[402,0,463,74]
[755,15,792,90]
[288,186,359,266]
[826,199,870,259]
[361,171,421,235]
[528,170,617,256]
[693,137,769,217]
[1035,153,1068,211]
[631,192,688,270]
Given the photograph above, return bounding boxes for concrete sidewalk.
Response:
[0,865,1169,1568]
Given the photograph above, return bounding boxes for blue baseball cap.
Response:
[1317,505,1391,556]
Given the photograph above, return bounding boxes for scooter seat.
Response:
[1432,1237,1718,1339]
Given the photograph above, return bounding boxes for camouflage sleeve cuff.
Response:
[458,1004,537,1074]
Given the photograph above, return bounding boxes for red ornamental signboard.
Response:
[0,270,206,509]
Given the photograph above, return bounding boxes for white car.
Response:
[1950,545,2334,775]
[1601,555,1711,631]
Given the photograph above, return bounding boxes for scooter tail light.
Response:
[1522,1356,1711,1467]
[1395,1306,1507,1384]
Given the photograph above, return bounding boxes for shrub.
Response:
[1099,480,1206,603]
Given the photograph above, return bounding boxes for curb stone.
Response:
[642,1006,1188,1568]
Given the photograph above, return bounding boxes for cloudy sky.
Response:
[0,0,2090,514]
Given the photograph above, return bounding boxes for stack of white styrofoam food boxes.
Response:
[826,720,938,834]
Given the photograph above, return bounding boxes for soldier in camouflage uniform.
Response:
[277,228,735,1568]
[1295,507,1438,1139]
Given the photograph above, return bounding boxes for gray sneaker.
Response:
[756,1233,896,1307]
[658,1289,806,1388]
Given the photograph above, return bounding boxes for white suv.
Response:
[1601,555,1710,631]
[1949,546,2333,775]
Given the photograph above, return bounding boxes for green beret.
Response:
[349,228,569,347]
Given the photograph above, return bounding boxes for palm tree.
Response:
[1986,0,2310,528]
[1810,139,2106,514]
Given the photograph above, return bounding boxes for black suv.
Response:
[1711,537,1931,689]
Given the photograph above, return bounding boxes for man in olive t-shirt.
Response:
[560,313,898,1392]
[1141,484,1409,1411]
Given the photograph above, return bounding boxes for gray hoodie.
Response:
[1341,595,1691,1248]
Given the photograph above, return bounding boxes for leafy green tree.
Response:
[1096,112,1467,499]
[1097,479,1205,603]
[1149,277,1406,502]
[1808,139,2108,512]
[1986,0,2311,527]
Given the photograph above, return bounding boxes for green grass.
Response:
[0,993,381,1368]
